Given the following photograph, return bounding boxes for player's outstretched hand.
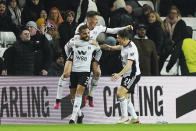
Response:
[126,25,133,30]
[92,40,99,46]
[111,73,121,81]
[101,44,111,50]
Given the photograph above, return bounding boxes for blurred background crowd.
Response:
[0,0,196,76]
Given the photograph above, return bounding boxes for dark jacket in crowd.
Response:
[42,0,81,12]
[146,21,165,56]
[48,62,64,76]
[166,19,190,75]
[110,8,135,28]
[0,8,18,35]
[77,0,88,24]
[133,36,159,76]
[30,32,52,75]
[21,0,44,25]
[58,21,77,50]
[3,40,35,75]
[96,0,114,26]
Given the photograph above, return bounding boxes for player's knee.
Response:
[93,69,101,77]
[117,90,122,98]
[76,85,85,95]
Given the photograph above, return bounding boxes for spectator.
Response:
[0,57,7,76]
[36,17,46,34]
[165,6,189,75]
[133,24,159,76]
[58,10,76,52]
[136,4,153,25]
[146,11,165,58]
[21,0,44,25]
[17,0,26,10]
[7,0,21,26]
[125,0,143,17]
[182,38,196,76]
[75,0,88,24]
[26,21,52,76]
[41,0,69,12]
[47,7,63,30]
[110,0,135,28]
[0,1,18,34]
[96,0,114,26]
[45,22,62,61]
[3,27,35,76]
[40,9,47,20]
[48,53,64,76]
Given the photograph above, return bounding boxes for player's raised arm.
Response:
[101,44,121,51]
[105,25,133,34]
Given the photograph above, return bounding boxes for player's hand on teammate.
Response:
[111,73,121,81]
[125,25,133,30]
[101,44,111,50]
[92,40,99,46]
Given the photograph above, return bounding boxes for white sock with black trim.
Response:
[56,76,66,100]
[70,94,82,121]
[127,98,138,119]
[119,96,128,118]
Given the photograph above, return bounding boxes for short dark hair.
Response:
[19,26,29,35]
[0,1,6,6]
[86,11,100,18]
[79,24,88,33]
[117,30,130,39]
[61,10,75,21]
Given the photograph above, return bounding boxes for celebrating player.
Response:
[67,25,101,124]
[54,11,133,109]
[102,30,140,124]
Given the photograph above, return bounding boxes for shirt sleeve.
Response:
[64,38,75,57]
[105,26,127,34]
[127,48,135,61]
[93,46,102,62]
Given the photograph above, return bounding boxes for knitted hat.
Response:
[26,21,38,30]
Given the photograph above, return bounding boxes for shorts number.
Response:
[123,78,131,86]
[84,77,90,86]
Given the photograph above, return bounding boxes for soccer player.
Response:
[53,11,133,109]
[68,25,102,124]
[102,30,140,124]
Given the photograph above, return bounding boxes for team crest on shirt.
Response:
[130,53,134,56]
[88,46,91,50]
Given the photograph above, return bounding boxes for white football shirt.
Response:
[120,41,141,76]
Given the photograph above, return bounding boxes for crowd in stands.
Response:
[0,0,196,76]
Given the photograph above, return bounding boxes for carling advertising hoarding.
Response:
[0,77,195,124]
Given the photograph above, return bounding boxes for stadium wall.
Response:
[0,77,195,124]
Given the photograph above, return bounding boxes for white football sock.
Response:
[127,98,138,119]
[56,76,66,99]
[119,96,128,118]
[71,99,82,117]
[88,75,100,97]
[70,94,82,121]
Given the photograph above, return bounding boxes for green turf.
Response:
[0,124,196,131]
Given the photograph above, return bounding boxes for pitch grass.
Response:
[0,124,196,131]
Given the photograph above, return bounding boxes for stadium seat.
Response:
[0,32,16,48]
